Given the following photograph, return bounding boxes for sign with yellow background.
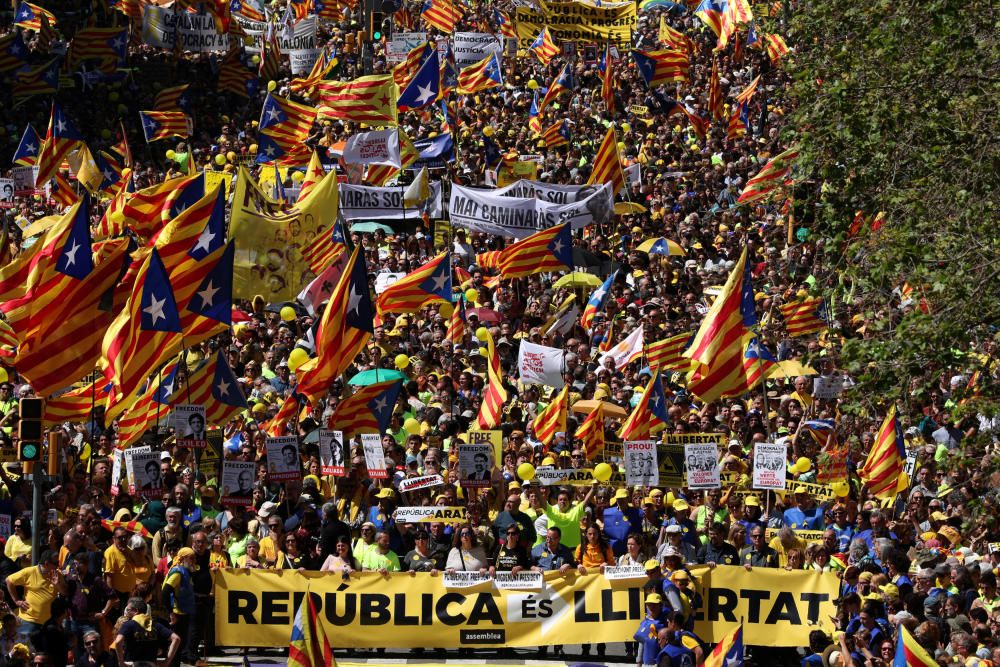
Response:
[214,565,837,648]
[514,0,637,49]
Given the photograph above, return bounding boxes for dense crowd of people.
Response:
[0,1,997,667]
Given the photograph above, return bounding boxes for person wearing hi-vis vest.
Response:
[0,382,17,437]
[161,547,197,665]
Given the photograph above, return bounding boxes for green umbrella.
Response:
[351,221,394,234]
[347,369,407,386]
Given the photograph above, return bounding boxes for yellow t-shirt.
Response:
[259,536,279,565]
[4,534,31,562]
[103,545,135,593]
[6,566,58,625]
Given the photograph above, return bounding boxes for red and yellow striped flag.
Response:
[734,74,761,104]
[587,126,625,195]
[646,332,693,371]
[447,297,467,345]
[765,34,790,63]
[859,406,905,499]
[328,379,403,437]
[779,296,827,337]
[182,349,249,428]
[684,246,753,369]
[708,57,724,120]
[737,146,799,205]
[532,385,568,448]
[315,75,398,125]
[493,223,573,280]
[577,403,606,461]
[476,329,508,429]
[301,217,346,275]
[421,0,462,32]
[529,27,559,65]
[376,251,452,315]
[139,111,192,143]
[14,1,56,31]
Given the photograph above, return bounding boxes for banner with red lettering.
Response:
[516,341,565,388]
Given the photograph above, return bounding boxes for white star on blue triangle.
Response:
[56,198,94,280]
[368,380,403,433]
[416,256,451,298]
[139,249,182,332]
[211,349,248,407]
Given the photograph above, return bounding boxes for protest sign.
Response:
[130,450,162,498]
[142,6,230,52]
[752,442,787,490]
[201,431,223,480]
[398,474,445,494]
[214,565,837,648]
[603,565,647,581]
[624,440,659,487]
[452,32,504,68]
[11,166,39,196]
[467,429,502,467]
[656,442,686,487]
[343,129,401,168]
[443,572,494,589]
[338,182,442,220]
[318,429,346,476]
[235,15,317,53]
[361,433,387,479]
[387,32,429,63]
[459,443,494,487]
[813,375,845,400]
[265,436,302,482]
[0,179,14,208]
[394,506,469,523]
[514,0,637,49]
[493,571,544,590]
[685,442,721,489]
[289,48,321,74]
[516,341,565,388]
[172,404,207,448]
[110,449,125,496]
[221,460,256,506]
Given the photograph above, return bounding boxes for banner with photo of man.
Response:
[266,436,301,482]
[318,429,346,476]
[458,443,494,488]
[172,404,207,449]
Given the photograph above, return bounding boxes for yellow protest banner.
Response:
[765,528,827,543]
[203,170,232,197]
[629,104,650,117]
[497,160,538,187]
[433,219,452,252]
[781,480,836,502]
[230,167,338,301]
[515,0,637,49]
[214,565,836,649]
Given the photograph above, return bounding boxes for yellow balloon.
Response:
[100,129,112,140]
[110,210,125,224]
[287,348,309,372]
[267,80,277,92]
[291,171,304,182]
[527,79,539,90]
[475,327,489,342]
[617,141,626,152]
[464,288,478,303]
[622,123,631,134]
[403,418,420,435]
[214,154,226,166]
[226,151,236,162]
[280,306,297,322]
[251,55,261,64]
[394,354,410,370]
[249,144,258,154]
[482,126,495,137]
[593,462,612,482]
[517,462,536,481]
[165,150,176,160]
[0,368,7,384]
[831,480,850,497]
[439,302,454,318]
[795,457,812,473]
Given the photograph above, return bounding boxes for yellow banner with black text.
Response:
[515,0,637,49]
[213,566,838,648]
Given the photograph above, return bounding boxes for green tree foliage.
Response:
[787,0,1000,410]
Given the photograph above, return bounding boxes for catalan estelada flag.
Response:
[646,332,693,371]
[632,49,690,87]
[476,329,508,429]
[860,405,905,499]
[737,146,799,204]
[726,102,750,140]
[36,103,82,188]
[540,62,575,113]
[183,349,249,427]
[619,369,670,440]
[13,58,59,99]
[328,379,402,437]
[139,111,192,143]
[577,403,606,460]
[529,27,559,65]
[114,362,177,447]
[779,296,827,336]
[457,52,503,94]
[296,246,374,403]
[539,119,571,148]
[421,0,461,33]
[376,251,451,315]
[708,57,724,120]
[581,270,617,332]
[895,619,936,667]
[695,0,724,36]
[494,223,573,280]
[447,296,467,345]
[218,49,257,97]
[154,84,192,113]
[259,93,318,149]
[703,624,744,667]
[258,29,281,81]
[392,41,433,87]
[493,9,516,38]
[315,75,398,125]
[288,588,335,667]
[69,26,127,72]
[587,126,625,195]
[14,1,56,31]
[601,46,615,114]
[301,217,347,274]
[684,246,756,368]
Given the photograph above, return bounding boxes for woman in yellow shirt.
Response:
[575,525,616,659]
[4,518,31,565]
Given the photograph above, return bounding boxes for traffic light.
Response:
[17,397,43,462]
[370,11,385,40]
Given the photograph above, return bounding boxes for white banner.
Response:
[289,48,321,74]
[339,182,443,220]
[752,442,787,490]
[450,183,611,238]
[533,467,590,486]
[624,440,659,487]
[398,473,445,494]
[684,442,721,489]
[343,129,401,168]
[361,433,387,480]
[393,506,468,524]
[516,341,565,389]
[449,184,538,238]
[443,572,493,588]
[373,272,407,294]
[598,324,643,371]
[603,565,647,581]
[387,31,429,63]
[493,571,544,590]
[141,6,231,52]
[235,15,317,53]
[452,32,504,68]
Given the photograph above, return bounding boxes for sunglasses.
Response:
[460,531,473,537]
[506,531,519,536]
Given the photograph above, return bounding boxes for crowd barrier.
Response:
[213,565,839,648]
